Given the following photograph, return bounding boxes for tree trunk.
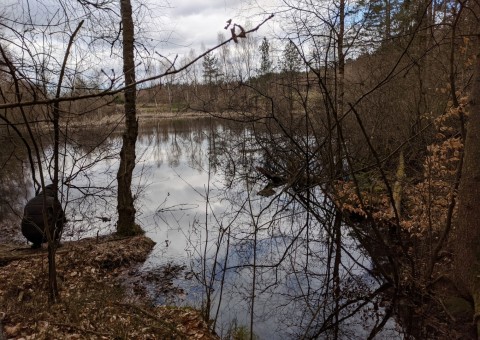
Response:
[117,0,139,236]
[384,0,391,40]
[454,39,480,334]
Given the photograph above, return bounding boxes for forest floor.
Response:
[0,235,218,339]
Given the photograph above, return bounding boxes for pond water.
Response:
[1,118,401,339]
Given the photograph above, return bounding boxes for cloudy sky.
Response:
[145,0,281,57]
[1,0,285,85]
[2,0,280,54]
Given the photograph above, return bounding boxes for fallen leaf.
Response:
[5,323,21,336]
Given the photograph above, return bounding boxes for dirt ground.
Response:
[0,235,218,339]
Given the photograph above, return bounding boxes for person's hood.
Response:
[38,184,56,196]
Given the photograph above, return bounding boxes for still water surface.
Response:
[3,118,401,339]
[132,119,400,339]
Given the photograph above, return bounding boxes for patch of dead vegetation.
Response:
[0,235,218,339]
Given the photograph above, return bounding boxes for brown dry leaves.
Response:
[0,235,218,339]
[401,102,466,235]
[335,180,393,223]
[335,99,468,240]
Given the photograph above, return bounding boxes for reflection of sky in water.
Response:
[11,119,400,339]
[139,161,211,262]
[129,122,400,339]
[132,123,304,338]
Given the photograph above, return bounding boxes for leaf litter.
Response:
[0,235,218,339]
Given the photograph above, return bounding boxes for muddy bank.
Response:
[0,235,217,339]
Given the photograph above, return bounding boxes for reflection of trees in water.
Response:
[0,131,31,240]
[0,124,121,241]
[3,118,231,242]
[138,118,243,172]
[178,120,396,339]
[216,192,384,337]
[1,118,394,336]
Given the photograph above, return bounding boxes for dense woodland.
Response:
[1,0,480,338]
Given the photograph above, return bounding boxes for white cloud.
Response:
[167,0,234,17]
[1,0,280,84]
[145,0,278,58]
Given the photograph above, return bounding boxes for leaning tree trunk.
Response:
[117,0,139,236]
[454,39,480,335]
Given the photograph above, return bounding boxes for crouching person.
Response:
[21,184,65,249]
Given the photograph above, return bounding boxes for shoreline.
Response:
[0,235,218,339]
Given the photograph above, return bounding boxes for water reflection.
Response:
[0,130,32,242]
[0,118,400,339]
[133,119,400,339]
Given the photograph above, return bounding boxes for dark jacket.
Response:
[21,184,65,246]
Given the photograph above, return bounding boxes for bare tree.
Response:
[0,5,274,307]
[116,0,140,236]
